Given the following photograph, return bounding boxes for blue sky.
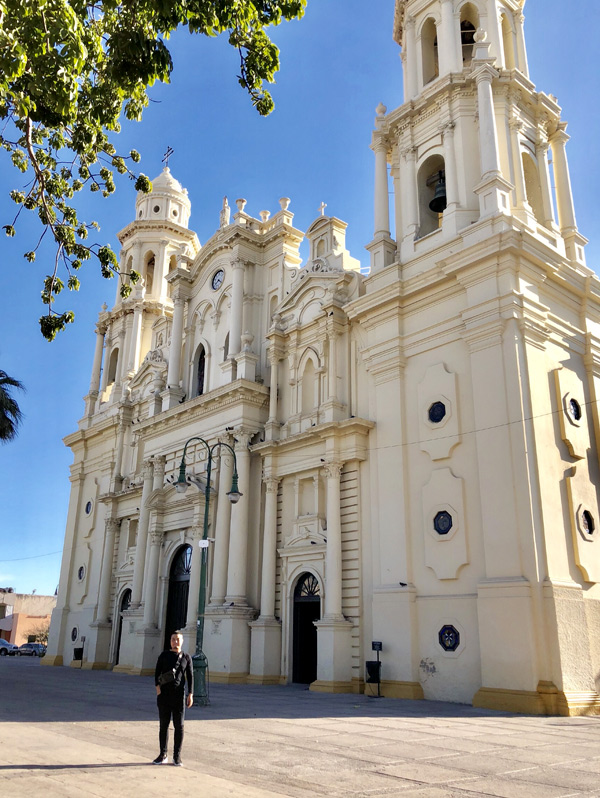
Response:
[0,0,598,596]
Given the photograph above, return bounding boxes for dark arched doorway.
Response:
[114,588,131,666]
[292,573,321,684]
[163,545,192,650]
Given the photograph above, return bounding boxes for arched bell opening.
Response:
[501,13,517,70]
[106,347,119,386]
[421,17,439,86]
[292,572,321,684]
[143,251,155,297]
[417,155,447,238]
[163,544,192,651]
[459,3,479,65]
[114,588,131,666]
[522,151,545,226]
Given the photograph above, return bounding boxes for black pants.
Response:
[157,691,185,756]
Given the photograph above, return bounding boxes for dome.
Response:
[150,167,185,195]
[135,167,191,228]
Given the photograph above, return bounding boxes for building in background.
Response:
[0,589,56,645]
[45,0,600,715]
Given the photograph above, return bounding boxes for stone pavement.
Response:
[1,657,600,798]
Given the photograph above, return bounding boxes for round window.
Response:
[153,205,160,213]
[85,500,93,515]
[138,210,143,218]
[428,401,446,424]
[71,627,78,642]
[172,209,178,217]
[439,624,460,652]
[582,510,595,537]
[77,565,85,581]
[434,510,453,535]
[568,398,582,421]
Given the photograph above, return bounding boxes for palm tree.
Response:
[0,370,25,443]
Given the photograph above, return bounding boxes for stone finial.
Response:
[260,210,270,222]
[376,102,387,117]
[235,198,247,213]
[279,197,291,211]
[220,196,231,227]
[474,28,487,43]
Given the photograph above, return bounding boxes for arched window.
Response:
[501,14,516,70]
[107,348,119,385]
[460,3,479,65]
[316,239,326,257]
[417,155,446,238]
[522,152,545,225]
[223,332,229,361]
[269,294,278,322]
[144,253,155,296]
[301,358,317,414]
[421,18,439,85]
[195,344,206,397]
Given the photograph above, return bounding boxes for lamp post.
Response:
[174,436,241,705]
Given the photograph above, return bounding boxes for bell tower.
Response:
[367,0,587,272]
[352,0,600,716]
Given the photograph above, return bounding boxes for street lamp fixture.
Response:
[174,435,242,705]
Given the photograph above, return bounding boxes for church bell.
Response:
[429,171,447,214]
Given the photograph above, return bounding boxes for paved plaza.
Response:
[1,657,600,797]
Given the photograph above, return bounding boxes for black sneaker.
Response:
[153,754,168,765]
[172,755,182,767]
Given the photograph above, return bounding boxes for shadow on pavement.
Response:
[0,763,150,771]
[0,655,571,725]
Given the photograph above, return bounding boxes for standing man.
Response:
[153,630,193,766]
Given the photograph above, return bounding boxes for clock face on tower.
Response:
[211,269,225,290]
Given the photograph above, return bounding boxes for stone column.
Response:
[475,64,501,178]
[143,526,162,627]
[89,327,105,395]
[185,525,203,631]
[441,122,459,208]
[439,0,459,75]
[484,0,503,67]
[113,328,126,396]
[266,346,280,440]
[405,16,418,100]
[508,115,530,215]
[131,459,154,607]
[127,300,144,376]
[84,326,105,416]
[536,131,556,229]
[402,146,419,239]
[373,137,390,237]
[248,476,282,684]
[258,478,279,619]
[224,431,253,605]
[323,462,344,619]
[97,517,119,622]
[550,127,577,233]
[229,258,245,358]
[515,12,529,77]
[550,125,586,265]
[167,295,185,389]
[472,39,512,217]
[208,449,234,606]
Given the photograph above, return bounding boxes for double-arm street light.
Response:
[174,436,242,705]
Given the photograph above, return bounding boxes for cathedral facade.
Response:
[45,0,600,715]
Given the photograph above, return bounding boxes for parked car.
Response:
[16,642,46,657]
[0,639,19,656]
